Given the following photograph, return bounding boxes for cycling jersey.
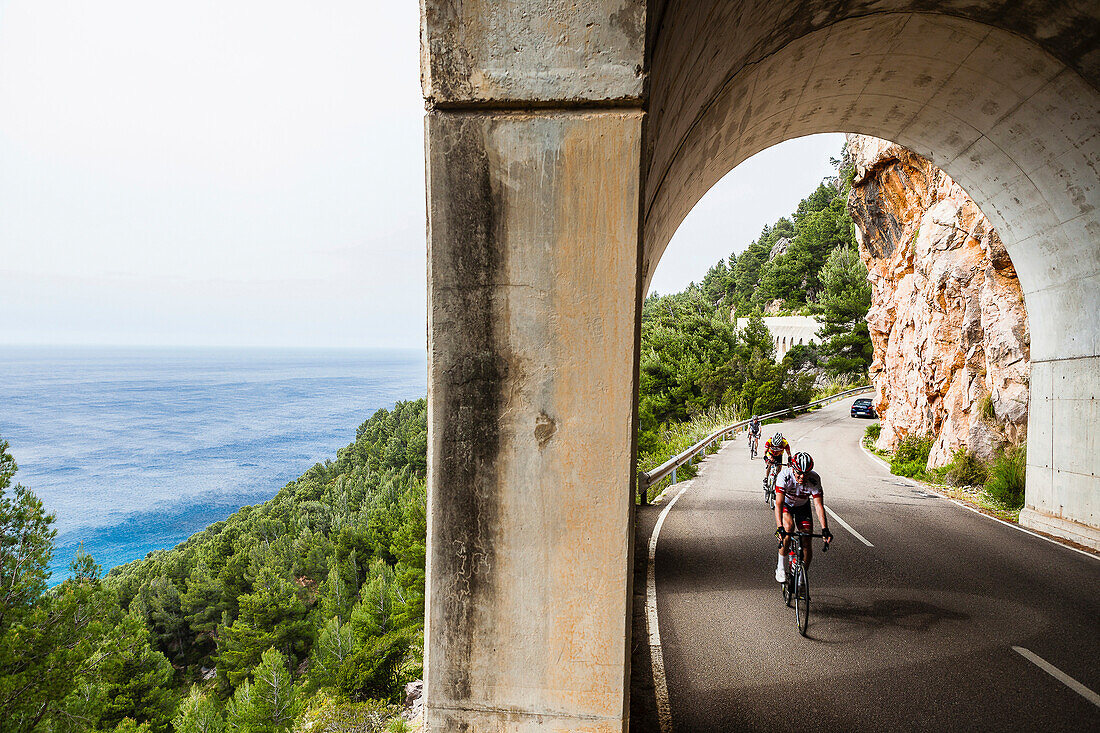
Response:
[749,420,761,436]
[775,467,822,507]
[763,440,788,461]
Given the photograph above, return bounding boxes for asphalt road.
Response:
[651,398,1100,732]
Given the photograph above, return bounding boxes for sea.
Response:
[0,346,427,580]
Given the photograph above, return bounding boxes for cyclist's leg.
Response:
[796,504,813,566]
[776,504,795,581]
[780,505,795,554]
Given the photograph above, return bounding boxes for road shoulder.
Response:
[857,432,1099,560]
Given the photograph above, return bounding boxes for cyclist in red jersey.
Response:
[762,432,792,488]
[773,451,832,582]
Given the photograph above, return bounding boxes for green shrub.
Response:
[891,434,934,477]
[298,692,402,733]
[812,375,870,401]
[890,459,926,478]
[894,433,934,463]
[637,405,737,502]
[944,449,988,487]
[864,423,881,441]
[978,393,996,422]
[986,443,1026,508]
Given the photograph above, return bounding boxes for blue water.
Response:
[0,346,426,579]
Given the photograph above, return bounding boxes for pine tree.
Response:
[225,648,298,733]
[390,481,426,629]
[0,443,119,729]
[315,564,355,624]
[352,561,399,640]
[173,686,226,733]
[98,607,176,733]
[308,616,357,691]
[816,244,873,377]
[216,564,310,688]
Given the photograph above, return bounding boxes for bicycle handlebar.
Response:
[776,530,831,551]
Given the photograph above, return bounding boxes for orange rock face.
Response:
[847,135,1030,468]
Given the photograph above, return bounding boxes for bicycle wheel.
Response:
[795,566,809,636]
[783,571,793,607]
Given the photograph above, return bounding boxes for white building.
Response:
[735,315,822,361]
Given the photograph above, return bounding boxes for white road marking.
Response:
[944,498,1100,562]
[859,435,901,474]
[647,481,691,733]
[824,505,873,547]
[855,433,1098,560]
[1013,646,1100,708]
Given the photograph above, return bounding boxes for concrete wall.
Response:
[735,316,822,362]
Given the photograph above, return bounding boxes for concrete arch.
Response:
[643,11,1099,283]
[643,9,1099,546]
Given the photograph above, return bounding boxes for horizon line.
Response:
[0,341,428,352]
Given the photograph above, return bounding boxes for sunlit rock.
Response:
[847,135,1030,468]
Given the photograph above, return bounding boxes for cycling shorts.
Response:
[781,501,812,529]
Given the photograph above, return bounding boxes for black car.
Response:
[851,397,877,418]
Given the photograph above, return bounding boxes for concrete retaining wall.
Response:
[735,316,822,361]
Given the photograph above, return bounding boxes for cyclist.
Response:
[762,432,792,488]
[748,415,761,452]
[773,451,832,582]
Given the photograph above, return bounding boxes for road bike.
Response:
[779,530,829,636]
[748,430,759,459]
[762,460,781,508]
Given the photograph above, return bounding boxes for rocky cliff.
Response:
[846,135,1030,468]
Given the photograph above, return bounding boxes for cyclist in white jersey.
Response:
[773,451,832,582]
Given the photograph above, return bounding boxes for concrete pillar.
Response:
[422,2,645,730]
[1021,357,1100,549]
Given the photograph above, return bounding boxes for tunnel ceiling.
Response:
[645,0,1100,94]
[640,5,1099,369]
[641,2,1100,255]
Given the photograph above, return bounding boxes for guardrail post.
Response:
[671,468,677,485]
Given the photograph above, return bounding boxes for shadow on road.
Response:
[805,594,970,643]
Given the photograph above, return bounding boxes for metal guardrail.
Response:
[639,385,873,497]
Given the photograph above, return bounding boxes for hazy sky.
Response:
[0,1,843,349]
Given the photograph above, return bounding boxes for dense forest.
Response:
[638,152,872,460]
[0,144,875,732]
[0,400,427,733]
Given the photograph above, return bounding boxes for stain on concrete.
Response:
[535,411,557,447]
[610,1,643,45]
[428,113,507,702]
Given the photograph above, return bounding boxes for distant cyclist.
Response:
[773,452,832,582]
[748,415,761,454]
[762,432,792,487]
